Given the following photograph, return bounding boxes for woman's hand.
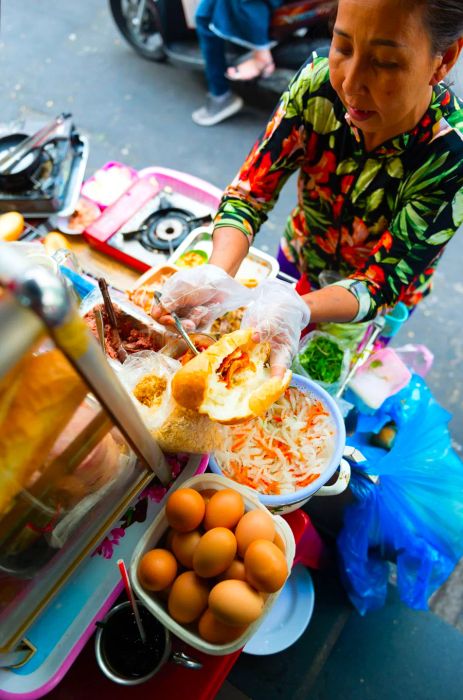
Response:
[241,280,311,378]
[150,264,253,331]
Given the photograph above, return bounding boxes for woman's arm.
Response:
[302,286,359,324]
[209,226,250,276]
[213,59,323,246]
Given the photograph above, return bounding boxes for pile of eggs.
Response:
[137,486,288,645]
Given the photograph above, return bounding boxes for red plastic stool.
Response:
[283,509,331,569]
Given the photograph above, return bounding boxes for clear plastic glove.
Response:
[150,264,253,331]
[241,280,311,378]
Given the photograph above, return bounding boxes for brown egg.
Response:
[168,571,209,623]
[157,582,174,602]
[273,531,286,554]
[138,549,177,592]
[199,488,218,505]
[193,527,237,578]
[244,539,288,593]
[218,559,247,582]
[198,608,248,644]
[209,579,264,626]
[165,488,205,532]
[171,529,202,569]
[164,527,176,550]
[203,489,245,530]
[235,510,276,557]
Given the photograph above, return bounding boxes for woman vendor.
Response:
[153,0,463,377]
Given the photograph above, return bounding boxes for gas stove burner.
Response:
[122,206,212,252]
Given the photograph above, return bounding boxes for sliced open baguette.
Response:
[171,328,291,425]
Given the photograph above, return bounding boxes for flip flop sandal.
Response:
[226,61,275,82]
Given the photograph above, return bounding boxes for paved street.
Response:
[1,1,463,692]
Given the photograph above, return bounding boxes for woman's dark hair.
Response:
[417,0,463,54]
[330,1,463,55]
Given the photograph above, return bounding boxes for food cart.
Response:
[0,155,356,698]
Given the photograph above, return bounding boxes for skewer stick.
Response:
[117,558,147,644]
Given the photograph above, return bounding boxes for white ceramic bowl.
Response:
[209,374,347,514]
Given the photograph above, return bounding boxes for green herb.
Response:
[298,336,345,384]
[370,359,383,369]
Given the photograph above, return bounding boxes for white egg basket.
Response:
[130,473,296,655]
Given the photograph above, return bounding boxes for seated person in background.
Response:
[193,0,283,127]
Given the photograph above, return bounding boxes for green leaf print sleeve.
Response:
[214,59,330,243]
[349,184,463,319]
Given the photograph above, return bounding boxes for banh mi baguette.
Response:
[171,328,291,425]
[0,349,88,516]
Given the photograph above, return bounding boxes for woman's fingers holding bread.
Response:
[242,280,311,372]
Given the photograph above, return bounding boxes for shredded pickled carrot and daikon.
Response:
[215,387,336,495]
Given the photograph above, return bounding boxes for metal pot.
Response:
[95,601,202,686]
[0,133,43,191]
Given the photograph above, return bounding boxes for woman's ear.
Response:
[430,38,463,85]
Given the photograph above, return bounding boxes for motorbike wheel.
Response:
[109,0,166,61]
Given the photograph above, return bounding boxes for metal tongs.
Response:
[153,290,200,356]
[0,112,72,175]
[335,315,386,399]
[98,278,128,363]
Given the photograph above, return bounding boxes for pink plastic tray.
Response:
[81,161,139,209]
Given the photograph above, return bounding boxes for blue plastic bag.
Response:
[338,375,463,614]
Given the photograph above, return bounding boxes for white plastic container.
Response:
[130,473,295,656]
[348,347,411,410]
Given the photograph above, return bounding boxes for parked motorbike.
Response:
[109,0,333,103]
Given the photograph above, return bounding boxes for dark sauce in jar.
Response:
[102,605,166,679]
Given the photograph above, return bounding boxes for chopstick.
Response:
[94,307,106,356]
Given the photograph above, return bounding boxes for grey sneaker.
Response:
[192,93,244,126]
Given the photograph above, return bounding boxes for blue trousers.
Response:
[195,0,281,97]
[196,4,229,97]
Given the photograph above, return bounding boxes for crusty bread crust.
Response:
[171,329,253,410]
[248,369,292,417]
[0,350,87,516]
[172,329,291,424]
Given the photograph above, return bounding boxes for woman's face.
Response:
[329,0,444,149]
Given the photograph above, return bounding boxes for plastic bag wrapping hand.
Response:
[241,280,310,376]
[150,264,253,331]
[337,375,463,615]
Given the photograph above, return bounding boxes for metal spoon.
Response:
[153,290,200,357]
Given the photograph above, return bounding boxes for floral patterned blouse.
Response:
[214,57,463,320]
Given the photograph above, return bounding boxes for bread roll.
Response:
[0,349,87,515]
[171,329,291,425]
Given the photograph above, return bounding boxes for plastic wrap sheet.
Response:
[119,351,224,454]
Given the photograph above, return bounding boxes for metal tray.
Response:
[167,227,279,283]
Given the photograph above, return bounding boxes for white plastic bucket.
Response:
[130,473,295,656]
